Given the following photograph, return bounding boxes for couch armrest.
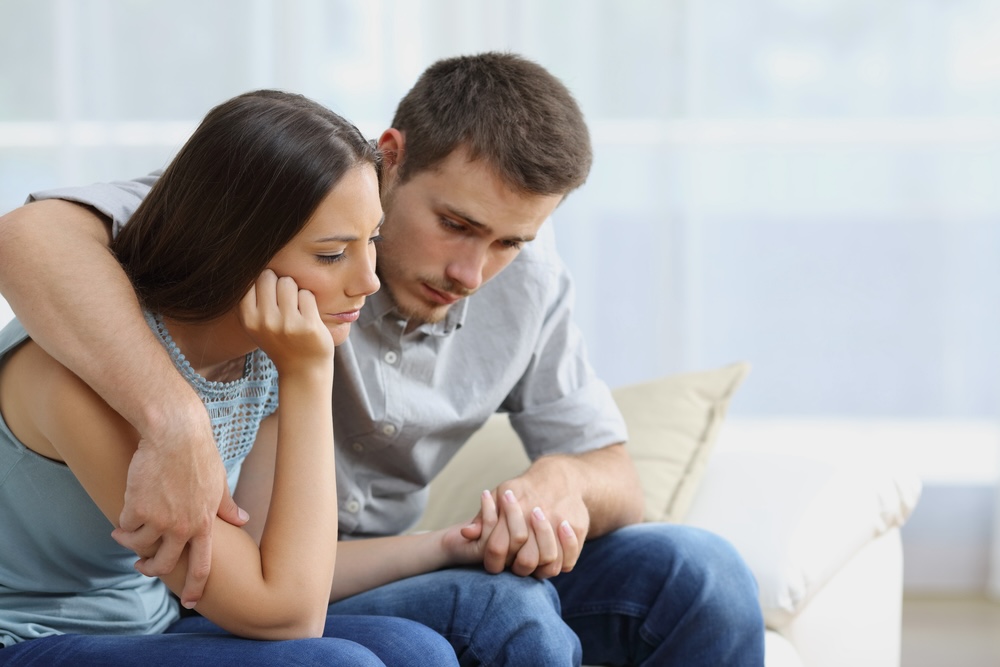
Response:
[683,449,921,627]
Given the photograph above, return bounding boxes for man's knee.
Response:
[451,571,581,666]
[575,524,762,627]
[632,524,765,640]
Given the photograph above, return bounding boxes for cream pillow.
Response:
[618,362,750,522]
[414,362,750,532]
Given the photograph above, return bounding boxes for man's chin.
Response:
[400,301,450,326]
[383,287,449,326]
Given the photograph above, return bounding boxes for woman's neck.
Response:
[159,311,257,383]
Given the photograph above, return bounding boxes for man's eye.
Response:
[441,217,464,232]
[500,240,523,251]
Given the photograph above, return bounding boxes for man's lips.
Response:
[421,283,461,305]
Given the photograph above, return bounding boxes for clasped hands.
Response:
[450,479,590,580]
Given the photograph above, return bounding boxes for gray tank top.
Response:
[0,314,278,646]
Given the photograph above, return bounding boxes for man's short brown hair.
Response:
[392,52,592,196]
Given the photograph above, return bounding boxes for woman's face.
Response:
[266,164,382,345]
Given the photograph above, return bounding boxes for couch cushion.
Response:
[616,362,750,522]
[415,362,750,531]
[684,448,920,625]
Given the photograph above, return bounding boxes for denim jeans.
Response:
[0,613,457,666]
[329,523,765,667]
[553,523,765,666]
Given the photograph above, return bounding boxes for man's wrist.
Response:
[134,387,212,449]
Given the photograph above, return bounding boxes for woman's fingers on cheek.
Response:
[275,276,300,315]
[257,269,277,299]
[297,288,320,321]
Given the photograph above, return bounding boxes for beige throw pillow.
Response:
[618,362,750,523]
[414,362,750,532]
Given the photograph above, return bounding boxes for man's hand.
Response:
[451,490,579,574]
[459,463,589,580]
[461,445,644,579]
[486,479,589,579]
[112,403,247,609]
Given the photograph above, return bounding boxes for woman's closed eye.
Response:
[315,253,345,264]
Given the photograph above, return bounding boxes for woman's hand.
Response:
[439,490,579,576]
[238,269,334,374]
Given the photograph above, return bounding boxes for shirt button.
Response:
[345,500,361,513]
[382,424,397,436]
[352,442,364,452]
[384,351,398,364]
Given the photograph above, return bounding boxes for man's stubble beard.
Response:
[375,261,448,327]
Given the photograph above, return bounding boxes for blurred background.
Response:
[1,0,999,624]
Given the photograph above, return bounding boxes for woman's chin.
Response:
[328,322,351,347]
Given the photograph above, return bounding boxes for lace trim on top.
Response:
[144,311,279,466]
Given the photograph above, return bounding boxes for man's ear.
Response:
[377,129,405,171]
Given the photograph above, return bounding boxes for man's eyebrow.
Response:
[445,206,536,244]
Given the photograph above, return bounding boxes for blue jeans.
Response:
[0,612,457,666]
[329,523,765,666]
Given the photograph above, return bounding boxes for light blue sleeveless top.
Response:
[0,314,278,647]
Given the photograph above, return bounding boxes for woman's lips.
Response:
[328,309,360,323]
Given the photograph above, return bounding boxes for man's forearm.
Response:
[527,443,645,537]
[0,199,201,429]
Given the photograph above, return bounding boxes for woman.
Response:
[0,90,458,666]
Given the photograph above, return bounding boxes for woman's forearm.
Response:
[161,366,339,640]
[258,367,339,616]
[330,530,454,601]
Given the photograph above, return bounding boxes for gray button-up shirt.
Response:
[30,175,628,538]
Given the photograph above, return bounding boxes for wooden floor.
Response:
[901,595,1000,667]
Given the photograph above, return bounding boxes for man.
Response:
[0,53,763,665]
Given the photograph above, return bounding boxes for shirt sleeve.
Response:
[501,227,629,460]
[27,172,162,239]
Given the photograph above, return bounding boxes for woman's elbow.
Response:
[215,598,329,640]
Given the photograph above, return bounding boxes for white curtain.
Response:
[1,0,998,420]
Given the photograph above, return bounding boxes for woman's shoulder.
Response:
[0,326,132,459]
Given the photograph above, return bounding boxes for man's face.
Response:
[376,140,563,325]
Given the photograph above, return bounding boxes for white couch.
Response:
[414,365,921,667]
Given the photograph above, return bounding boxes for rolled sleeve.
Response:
[28,172,160,239]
